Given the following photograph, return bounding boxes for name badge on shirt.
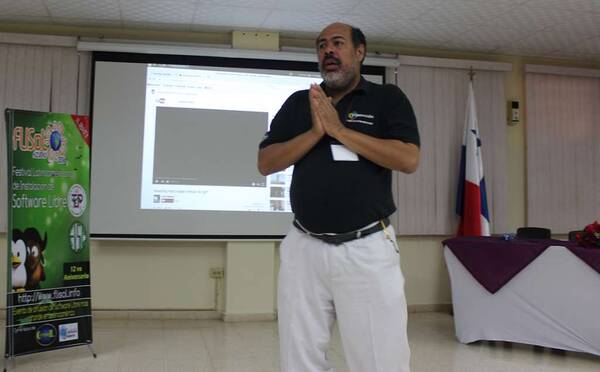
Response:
[330,144,359,161]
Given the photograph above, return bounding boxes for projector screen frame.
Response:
[89,51,386,240]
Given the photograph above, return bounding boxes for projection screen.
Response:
[90,52,385,239]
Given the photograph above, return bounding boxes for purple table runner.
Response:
[443,236,600,294]
[564,242,600,274]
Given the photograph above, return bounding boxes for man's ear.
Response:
[356,44,366,63]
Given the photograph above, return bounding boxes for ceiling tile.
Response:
[0,0,597,62]
[192,6,270,29]
[439,39,499,53]
[262,11,338,33]
[498,28,583,55]
[337,14,405,41]
[545,13,600,37]
[46,0,120,20]
[120,0,196,24]
[488,5,582,32]
[525,0,600,13]
[275,0,360,13]
[349,0,436,20]
[455,24,536,49]
[379,35,448,50]
[0,0,47,17]
[557,34,600,55]
[585,35,600,48]
[386,19,473,43]
[213,0,278,8]
[418,0,515,24]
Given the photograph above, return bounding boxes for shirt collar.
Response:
[354,76,370,94]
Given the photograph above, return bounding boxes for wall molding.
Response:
[77,39,399,67]
[91,309,220,320]
[222,312,277,322]
[0,32,77,47]
[525,64,600,78]
[398,55,512,72]
[1,307,451,321]
[408,303,453,314]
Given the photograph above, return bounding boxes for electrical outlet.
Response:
[209,268,224,279]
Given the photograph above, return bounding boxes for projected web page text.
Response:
[140,65,321,212]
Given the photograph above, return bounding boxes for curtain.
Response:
[0,43,91,232]
[389,66,508,235]
[526,72,600,233]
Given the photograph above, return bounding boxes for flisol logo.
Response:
[36,324,57,346]
[12,121,67,164]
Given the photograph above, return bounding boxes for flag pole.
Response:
[468,66,475,82]
[456,67,490,237]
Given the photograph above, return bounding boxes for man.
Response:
[258,22,420,372]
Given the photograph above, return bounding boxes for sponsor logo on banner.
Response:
[69,221,88,253]
[36,324,57,346]
[68,184,87,217]
[59,323,79,342]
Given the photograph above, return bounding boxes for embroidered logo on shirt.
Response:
[347,111,374,125]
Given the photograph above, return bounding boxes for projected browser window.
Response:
[140,65,322,212]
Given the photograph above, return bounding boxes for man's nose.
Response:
[323,50,336,59]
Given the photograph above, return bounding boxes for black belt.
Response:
[293,218,390,245]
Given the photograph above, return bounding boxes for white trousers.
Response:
[278,224,410,372]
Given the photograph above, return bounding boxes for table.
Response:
[444,238,600,356]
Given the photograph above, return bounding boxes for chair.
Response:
[516,227,551,239]
[568,231,582,242]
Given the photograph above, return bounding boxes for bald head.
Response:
[317,23,367,61]
[315,22,366,92]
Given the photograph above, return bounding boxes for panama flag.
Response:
[456,81,490,236]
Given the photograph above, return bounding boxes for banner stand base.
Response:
[87,343,97,358]
[3,343,98,371]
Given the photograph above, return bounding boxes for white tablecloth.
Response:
[444,245,600,356]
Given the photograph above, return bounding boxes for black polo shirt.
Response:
[259,77,420,233]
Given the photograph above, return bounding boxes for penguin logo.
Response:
[11,231,27,291]
[12,228,47,290]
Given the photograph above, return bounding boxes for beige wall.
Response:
[398,236,452,307]
[90,239,225,310]
[224,242,276,320]
[2,24,598,316]
[1,234,226,310]
[0,233,449,313]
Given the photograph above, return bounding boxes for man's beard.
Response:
[320,58,357,91]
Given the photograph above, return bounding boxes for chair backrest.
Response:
[516,227,551,239]
[568,230,582,242]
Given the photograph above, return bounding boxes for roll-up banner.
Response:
[5,109,92,357]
